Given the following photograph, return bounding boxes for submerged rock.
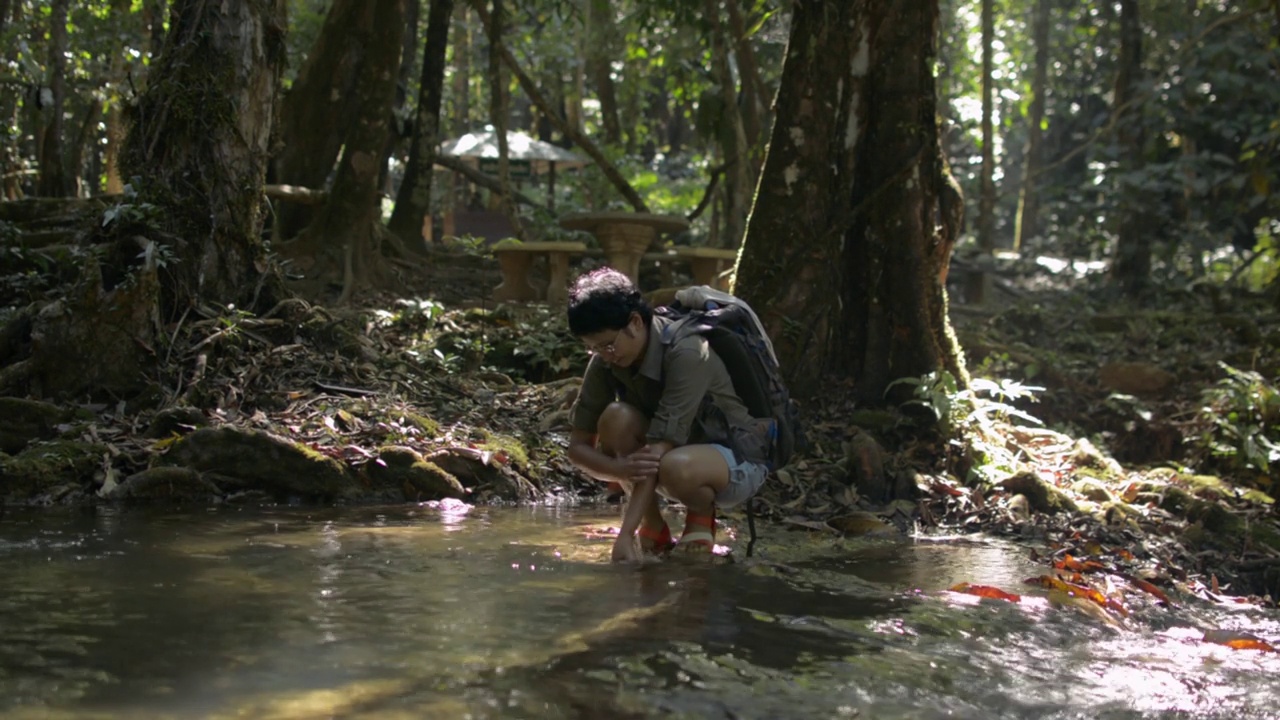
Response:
[156,426,356,502]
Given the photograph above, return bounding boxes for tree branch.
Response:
[466,0,649,213]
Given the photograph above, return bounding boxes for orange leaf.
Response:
[1024,575,1128,617]
[1055,554,1106,574]
[1225,638,1278,652]
[1122,575,1172,605]
[1112,548,1135,562]
[950,583,1022,602]
[1204,630,1279,652]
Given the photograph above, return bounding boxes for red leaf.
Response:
[949,583,1022,603]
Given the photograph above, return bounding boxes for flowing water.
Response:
[1,503,1278,720]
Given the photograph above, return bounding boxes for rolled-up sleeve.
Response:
[645,338,712,446]
[569,357,615,433]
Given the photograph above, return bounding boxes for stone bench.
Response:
[492,241,588,306]
[643,247,738,290]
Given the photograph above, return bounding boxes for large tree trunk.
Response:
[36,0,71,197]
[734,0,966,402]
[272,0,383,239]
[290,0,404,304]
[1,0,287,399]
[123,0,284,306]
[1109,0,1150,295]
[1013,0,1051,251]
[388,0,455,243]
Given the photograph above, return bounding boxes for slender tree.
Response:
[389,0,456,243]
[735,0,966,401]
[971,0,996,303]
[1014,0,1051,251]
[36,0,70,197]
[586,0,622,145]
[1109,0,1150,294]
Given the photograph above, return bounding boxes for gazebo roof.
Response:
[439,129,588,174]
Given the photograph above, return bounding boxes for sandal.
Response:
[638,523,676,555]
[676,510,716,552]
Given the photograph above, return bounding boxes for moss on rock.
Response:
[157,426,355,502]
[0,439,107,502]
[0,397,69,454]
[368,446,466,501]
[108,466,222,504]
[1000,471,1078,514]
[475,429,530,471]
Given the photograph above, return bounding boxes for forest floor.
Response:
[2,222,1278,620]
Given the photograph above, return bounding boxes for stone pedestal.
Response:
[674,246,739,289]
[559,212,691,284]
[491,241,588,304]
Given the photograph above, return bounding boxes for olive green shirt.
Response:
[570,315,769,463]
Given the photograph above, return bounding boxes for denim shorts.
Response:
[710,444,769,509]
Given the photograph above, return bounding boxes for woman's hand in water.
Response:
[611,534,641,563]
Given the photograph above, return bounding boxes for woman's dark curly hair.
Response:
[566,267,653,336]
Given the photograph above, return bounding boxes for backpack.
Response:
[654,286,802,471]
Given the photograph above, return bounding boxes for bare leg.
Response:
[656,445,731,552]
[597,402,670,551]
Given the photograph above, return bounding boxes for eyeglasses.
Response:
[585,326,627,356]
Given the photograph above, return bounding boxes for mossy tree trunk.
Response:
[0,0,287,399]
[122,0,286,309]
[388,0,455,243]
[290,0,405,304]
[733,0,966,404]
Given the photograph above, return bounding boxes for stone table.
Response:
[558,211,691,283]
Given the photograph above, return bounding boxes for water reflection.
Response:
[1,505,1277,719]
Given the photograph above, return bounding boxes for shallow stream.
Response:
[2,504,1277,719]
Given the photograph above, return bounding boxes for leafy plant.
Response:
[889,370,1046,484]
[1197,362,1280,476]
[101,183,163,232]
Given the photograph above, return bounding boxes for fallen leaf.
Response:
[1055,554,1107,574]
[949,583,1021,602]
[1121,574,1172,605]
[1025,575,1128,616]
[1203,629,1278,652]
